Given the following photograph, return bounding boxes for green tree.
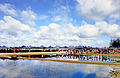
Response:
[110,38,120,48]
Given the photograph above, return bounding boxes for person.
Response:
[29,49,30,52]
[14,49,15,53]
[18,48,20,52]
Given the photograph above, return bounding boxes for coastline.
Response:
[0,55,120,65]
[109,65,120,78]
[0,55,120,77]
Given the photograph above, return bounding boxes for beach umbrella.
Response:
[63,46,68,48]
[83,46,87,48]
[48,46,54,48]
[68,46,75,49]
[15,47,19,48]
[9,47,13,49]
[75,46,84,49]
[103,47,107,49]
[87,46,92,49]
[107,47,112,49]
[21,45,26,48]
[118,46,120,49]
[110,47,116,49]
[40,45,46,48]
[0,46,7,49]
[54,46,60,48]
[95,47,99,49]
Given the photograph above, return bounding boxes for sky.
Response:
[0,0,120,47]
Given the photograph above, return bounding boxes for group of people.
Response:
[0,48,120,54]
[66,48,120,54]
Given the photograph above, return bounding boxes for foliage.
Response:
[110,38,120,48]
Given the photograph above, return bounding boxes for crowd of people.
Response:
[0,47,120,54]
[69,48,120,54]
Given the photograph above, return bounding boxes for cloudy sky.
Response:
[0,0,120,47]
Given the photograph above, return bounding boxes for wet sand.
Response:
[0,52,66,56]
[0,52,120,56]
[0,52,120,66]
[109,65,120,78]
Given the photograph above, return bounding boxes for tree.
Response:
[110,38,120,48]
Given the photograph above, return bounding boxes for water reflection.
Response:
[0,59,111,78]
[46,55,115,63]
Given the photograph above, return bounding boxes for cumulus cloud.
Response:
[0,15,119,47]
[31,21,120,47]
[0,2,119,47]
[0,3,37,26]
[50,5,73,23]
[96,21,120,38]
[34,23,63,40]
[0,3,17,16]
[108,12,120,23]
[0,16,33,36]
[0,15,36,47]
[78,24,99,38]
[21,8,37,26]
[76,0,120,22]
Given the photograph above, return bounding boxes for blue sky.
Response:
[0,0,120,47]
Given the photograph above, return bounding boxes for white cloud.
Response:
[108,12,120,23]
[78,24,99,38]
[50,5,73,23]
[51,16,61,22]
[0,16,119,47]
[32,21,120,47]
[0,16,33,36]
[21,8,37,26]
[62,23,78,34]
[0,3,17,16]
[76,0,120,22]
[0,2,119,47]
[96,21,120,38]
[39,15,48,20]
[0,4,37,26]
[34,23,63,40]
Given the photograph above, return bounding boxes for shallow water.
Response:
[0,59,111,78]
[38,55,116,63]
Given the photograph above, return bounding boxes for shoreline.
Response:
[0,55,120,77]
[0,52,120,56]
[109,65,120,78]
[0,55,120,65]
